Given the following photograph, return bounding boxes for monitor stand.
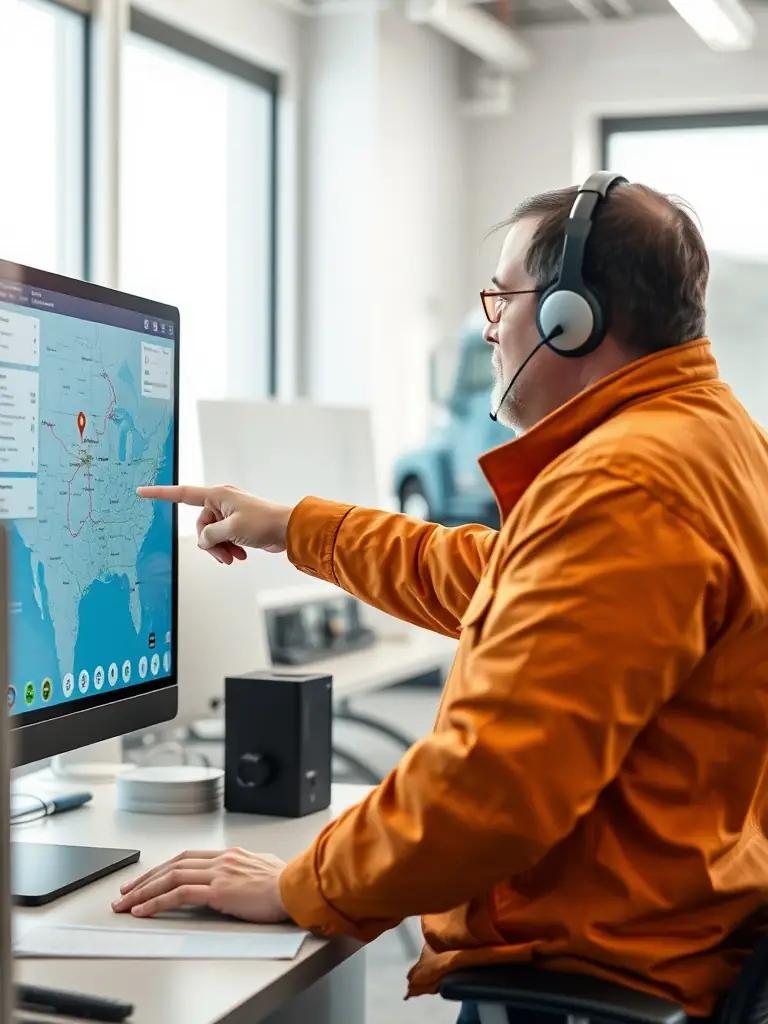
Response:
[11,842,140,906]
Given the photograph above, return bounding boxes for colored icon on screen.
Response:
[77,411,86,440]
[41,678,52,702]
[138,656,147,680]
[150,653,160,676]
[7,686,16,709]
[93,666,105,690]
[24,682,35,705]
[122,660,131,683]
[108,663,118,687]
[163,652,171,674]
[62,673,74,698]
[78,670,89,694]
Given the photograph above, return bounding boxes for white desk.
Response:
[300,631,456,701]
[185,631,456,754]
[13,776,371,1024]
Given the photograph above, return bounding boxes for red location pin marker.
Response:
[77,411,86,440]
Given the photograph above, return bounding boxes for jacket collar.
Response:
[479,338,719,521]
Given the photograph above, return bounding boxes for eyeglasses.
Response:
[481,288,542,324]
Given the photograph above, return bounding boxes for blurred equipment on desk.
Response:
[266,591,376,665]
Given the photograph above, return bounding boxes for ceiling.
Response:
[485,0,761,27]
[290,0,767,33]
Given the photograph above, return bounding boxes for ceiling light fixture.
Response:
[665,0,755,51]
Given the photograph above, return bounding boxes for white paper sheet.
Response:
[14,924,308,960]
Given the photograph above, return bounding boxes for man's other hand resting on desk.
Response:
[112,850,290,923]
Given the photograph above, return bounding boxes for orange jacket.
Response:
[279,339,768,1015]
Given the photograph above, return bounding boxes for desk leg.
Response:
[261,948,366,1024]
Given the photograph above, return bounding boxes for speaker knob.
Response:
[236,752,271,789]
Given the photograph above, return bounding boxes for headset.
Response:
[489,170,629,421]
[536,170,628,358]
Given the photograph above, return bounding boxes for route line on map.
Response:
[44,370,117,538]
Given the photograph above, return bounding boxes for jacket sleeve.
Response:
[286,497,497,637]
[279,471,728,940]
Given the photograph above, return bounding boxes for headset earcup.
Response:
[537,285,605,358]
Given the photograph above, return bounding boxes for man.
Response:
[114,178,768,1021]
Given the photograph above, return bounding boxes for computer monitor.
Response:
[0,259,179,903]
[1,528,12,1022]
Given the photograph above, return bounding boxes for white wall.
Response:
[302,8,466,500]
[466,10,768,291]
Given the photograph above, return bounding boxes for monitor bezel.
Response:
[0,259,179,767]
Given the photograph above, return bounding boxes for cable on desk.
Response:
[9,793,47,826]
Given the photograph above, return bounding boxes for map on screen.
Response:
[0,294,175,718]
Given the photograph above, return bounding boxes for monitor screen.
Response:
[0,263,178,733]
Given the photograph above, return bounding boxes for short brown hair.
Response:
[506,183,709,356]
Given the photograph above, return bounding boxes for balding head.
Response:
[504,181,709,356]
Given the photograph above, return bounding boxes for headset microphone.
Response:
[489,326,563,423]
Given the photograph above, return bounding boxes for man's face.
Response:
[485,216,572,432]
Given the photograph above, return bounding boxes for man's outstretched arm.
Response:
[136,484,497,638]
[287,498,497,637]
[278,472,726,940]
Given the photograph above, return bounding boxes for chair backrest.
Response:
[717,931,768,1024]
[0,527,12,1022]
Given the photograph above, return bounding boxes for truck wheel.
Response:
[400,479,432,521]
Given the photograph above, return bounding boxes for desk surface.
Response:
[302,630,456,700]
[13,776,369,1024]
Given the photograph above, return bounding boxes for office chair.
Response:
[440,932,768,1024]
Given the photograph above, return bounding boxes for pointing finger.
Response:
[137,485,209,506]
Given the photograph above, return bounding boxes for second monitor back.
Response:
[198,399,380,518]
[198,399,380,593]
[175,401,382,724]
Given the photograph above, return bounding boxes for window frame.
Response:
[601,109,768,167]
[128,9,281,396]
[46,0,91,13]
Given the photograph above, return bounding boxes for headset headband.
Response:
[557,171,627,291]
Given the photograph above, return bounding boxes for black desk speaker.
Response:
[224,671,332,817]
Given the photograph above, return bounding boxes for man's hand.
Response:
[137,484,293,565]
[111,849,290,922]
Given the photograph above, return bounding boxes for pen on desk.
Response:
[33,792,93,819]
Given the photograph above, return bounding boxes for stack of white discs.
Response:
[116,766,224,814]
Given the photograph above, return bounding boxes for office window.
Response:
[0,0,86,275]
[120,14,277,513]
[603,112,768,425]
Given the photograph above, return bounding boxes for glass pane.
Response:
[120,33,273,528]
[0,0,85,275]
[607,125,768,425]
